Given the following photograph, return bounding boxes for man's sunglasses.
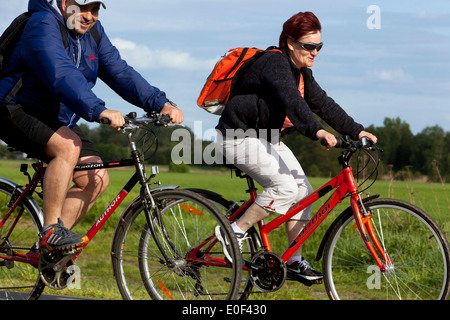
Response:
[296,41,323,52]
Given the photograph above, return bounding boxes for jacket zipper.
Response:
[68,36,82,128]
[67,113,77,128]
[75,36,81,68]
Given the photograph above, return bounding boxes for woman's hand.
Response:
[358,130,378,144]
[316,129,337,150]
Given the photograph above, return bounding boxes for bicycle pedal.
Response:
[304,278,323,286]
[61,247,82,255]
[288,277,323,286]
[40,244,83,255]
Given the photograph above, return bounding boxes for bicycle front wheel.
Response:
[0,180,45,300]
[323,198,450,300]
[112,189,242,300]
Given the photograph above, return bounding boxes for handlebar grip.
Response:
[320,136,343,148]
[99,118,111,125]
[159,114,172,126]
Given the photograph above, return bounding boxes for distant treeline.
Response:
[0,117,447,182]
[283,117,449,182]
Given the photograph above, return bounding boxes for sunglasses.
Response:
[295,41,323,52]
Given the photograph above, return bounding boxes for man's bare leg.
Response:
[61,156,109,229]
[43,127,81,226]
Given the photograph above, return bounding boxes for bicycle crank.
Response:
[38,249,80,290]
[249,250,286,293]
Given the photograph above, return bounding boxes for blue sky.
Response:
[2,0,449,136]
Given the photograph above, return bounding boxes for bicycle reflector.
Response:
[179,204,204,216]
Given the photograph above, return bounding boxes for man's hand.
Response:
[160,104,183,124]
[99,109,125,130]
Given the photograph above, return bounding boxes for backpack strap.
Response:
[4,77,22,102]
[90,25,101,47]
[57,19,69,49]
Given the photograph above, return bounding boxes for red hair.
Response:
[279,12,322,48]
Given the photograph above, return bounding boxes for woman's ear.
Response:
[286,38,295,52]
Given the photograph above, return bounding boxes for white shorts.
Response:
[219,134,313,220]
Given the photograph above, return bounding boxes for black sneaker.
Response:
[38,218,88,254]
[286,258,323,286]
[215,226,246,263]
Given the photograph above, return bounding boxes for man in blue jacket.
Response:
[0,0,183,253]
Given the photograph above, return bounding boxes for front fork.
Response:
[351,193,391,273]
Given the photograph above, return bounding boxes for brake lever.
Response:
[360,136,383,152]
[154,113,185,128]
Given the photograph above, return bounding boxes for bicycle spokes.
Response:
[112,190,242,300]
[324,199,449,300]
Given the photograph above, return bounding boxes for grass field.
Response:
[0,160,448,300]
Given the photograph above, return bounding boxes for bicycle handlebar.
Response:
[321,136,345,148]
[99,111,173,128]
[320,135,382,152]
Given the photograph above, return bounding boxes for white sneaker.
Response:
[215,226,247,262]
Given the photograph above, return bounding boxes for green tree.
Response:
[367,117,414,171]
[411,125,446,180]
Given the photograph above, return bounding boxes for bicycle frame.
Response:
[0,160,130,266]
[76,160,140,249]
[228,167,390,273]
[0,156,177,268]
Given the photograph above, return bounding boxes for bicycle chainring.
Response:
[38,250,78,290]
[249,250,286,293]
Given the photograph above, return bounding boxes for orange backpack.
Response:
[197,47,281,114]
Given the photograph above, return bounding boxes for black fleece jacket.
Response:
[216,48,364,141]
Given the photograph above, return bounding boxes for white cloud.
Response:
[111,38,217,71]
[375,69,413,82]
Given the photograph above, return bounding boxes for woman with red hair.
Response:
[215,12,377,285]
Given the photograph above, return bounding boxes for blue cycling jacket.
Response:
[0,0,169,127]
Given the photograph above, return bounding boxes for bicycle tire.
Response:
[111,189,242,300]
[0,180,45,300]
[323,198,450,300]
[187,188,259,300]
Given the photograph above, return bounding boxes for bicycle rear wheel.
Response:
[323,198,450,300]
[112,189,242,300]
[188,188,258,300]
[0,180,45,300]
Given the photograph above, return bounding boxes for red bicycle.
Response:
[191,136,450,300]
[0,112,242,300]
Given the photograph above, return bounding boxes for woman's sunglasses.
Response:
[296,41,323,52]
